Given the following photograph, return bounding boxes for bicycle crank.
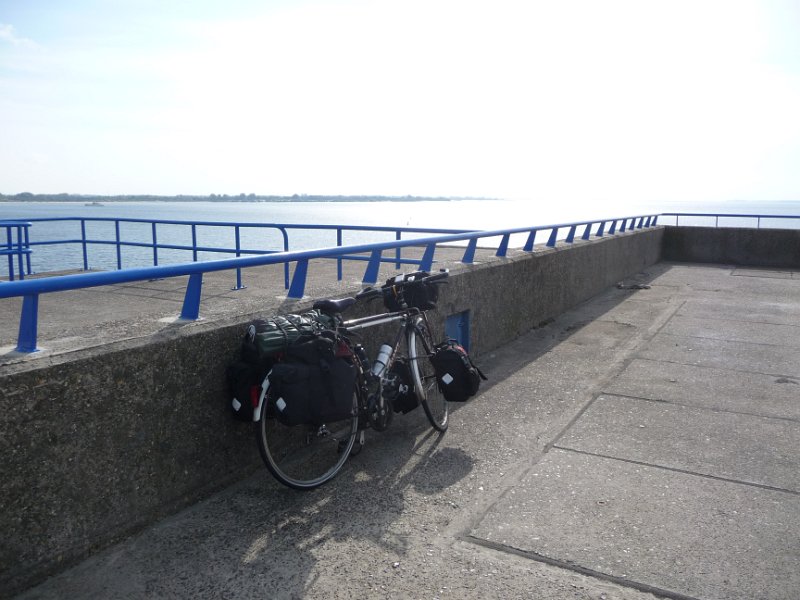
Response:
[367,392,393,431]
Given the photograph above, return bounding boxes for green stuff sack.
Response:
[240,310,334,366]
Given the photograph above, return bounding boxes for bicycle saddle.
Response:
[313,297,357,314]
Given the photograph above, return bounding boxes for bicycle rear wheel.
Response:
[256,380,359,490]
[408,318,448,432]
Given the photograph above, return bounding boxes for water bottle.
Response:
[372,344,393,377]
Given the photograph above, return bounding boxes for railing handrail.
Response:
[0,213,661,352]
[661,212,800,219]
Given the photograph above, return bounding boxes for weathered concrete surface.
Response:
[558,394,800,491]
[10,261,800,600]
[663,225,800,266]
[472,450,800,600]
[0,229,664,596]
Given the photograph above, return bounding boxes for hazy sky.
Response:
[2,0,799,203]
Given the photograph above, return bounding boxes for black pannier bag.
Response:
[267,334,357,426]
[226,360,267,422]
[387,358,419,414]
[229,310,335,421]
[429,340,487,402]
[382,271,439,312]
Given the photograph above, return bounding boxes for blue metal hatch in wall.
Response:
[445,310,471,351]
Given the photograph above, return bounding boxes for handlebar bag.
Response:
[429,341,487,402]
[268,335,356,426]
[382,271,439,311]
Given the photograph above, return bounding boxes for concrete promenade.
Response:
[10,261,799,600]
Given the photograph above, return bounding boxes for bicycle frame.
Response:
[340,306,421,333]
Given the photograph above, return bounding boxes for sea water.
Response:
[1,199,799,274]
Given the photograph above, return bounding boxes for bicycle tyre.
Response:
[256,376,359,490]
[408,318,448,432]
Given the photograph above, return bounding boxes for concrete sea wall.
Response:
[663,225,800,267]
[3,228,665,595]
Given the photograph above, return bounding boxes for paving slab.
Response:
[731,267,799,279]
[675,296,800,326]
[649,263,800,296]
[662,315,800,348]
[639,333,800,378]
[604,359,800,420]
[556,394,800,492]
[470,449,800,600]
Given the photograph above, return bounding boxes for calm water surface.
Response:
[2,199,799,274]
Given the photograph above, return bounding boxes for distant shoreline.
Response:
[0,194,497,203]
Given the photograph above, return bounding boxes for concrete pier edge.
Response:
[2,224,799,599]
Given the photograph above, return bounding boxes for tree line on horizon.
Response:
[0,192,493,203]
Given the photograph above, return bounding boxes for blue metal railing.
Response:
[7,217,473,289]
[662,213,800,228]
[0,213,659,353]
[0,221,32,281]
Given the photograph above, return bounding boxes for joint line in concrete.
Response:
[550,446,800,497]
[597,391,800,424]
[459,534,702,600]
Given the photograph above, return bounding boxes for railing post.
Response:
[191,224,198,262]
[565,226,576,244]
[652,215,658,226]
[395,230,402,269]
[636,217,644,229]
[582,223,592,240]
[523,230,536,252]
[608,219,617,234]
[4,226,14,281]
[115,220,122,269]
[644,216,652,227]
[337,228,343,281]
[81,219,89,271]
[547,227,559,247]
[15,226,25,280]
[496,233,511,255]
[233,226,244,290]
[363,249,382,284]
[17,294,39,353]
[420,243,436,271]
[462,238,477,264]
[152,222,159,266]
[596,221,606,237]
[288,259,309,298]
[280,227,290,289]
[180,273,203,320]
[23,225,32,275]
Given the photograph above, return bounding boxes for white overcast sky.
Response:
[1,0,799,204]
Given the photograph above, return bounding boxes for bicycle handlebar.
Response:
[422,269,449,284]
[355,269,449,303]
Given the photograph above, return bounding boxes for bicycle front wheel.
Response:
[409,318,448,432]
[256,380,359,490]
